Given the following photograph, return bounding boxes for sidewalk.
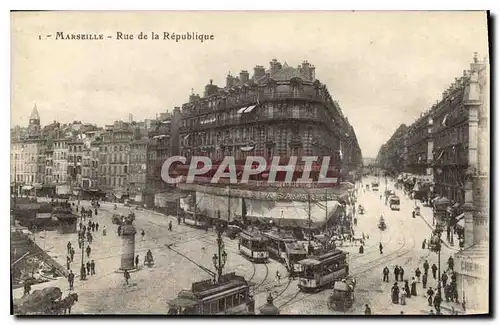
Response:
[415,203,461,253]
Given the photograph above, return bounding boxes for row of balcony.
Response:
[182,91,324,117]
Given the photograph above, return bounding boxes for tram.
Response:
[389,196,400,211]
[167,273,255,315]
[238,231,268,263]
[262,231,307,274]
[298,250,349,292]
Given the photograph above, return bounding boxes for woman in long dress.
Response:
[391,282,400,304]
[400,287,407,305]
[410,277,418,296]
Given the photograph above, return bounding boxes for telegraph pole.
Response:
[308,193,312,250]
[227,185,231,222]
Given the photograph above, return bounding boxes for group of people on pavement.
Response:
[383,255,459,315]
[65,200,104,289]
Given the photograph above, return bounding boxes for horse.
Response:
[52,293,79,315]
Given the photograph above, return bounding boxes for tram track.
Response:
[275,215,417,311]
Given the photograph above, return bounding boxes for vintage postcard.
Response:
[10,11,490,316]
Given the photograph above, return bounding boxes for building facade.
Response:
[377,53,490,313]
[178,59,362,183]
[129,139,148,201]
[99,121,133,199]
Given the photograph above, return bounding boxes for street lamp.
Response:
[212,212,228,282]
[430,225,443,296]
[78,208,87,281]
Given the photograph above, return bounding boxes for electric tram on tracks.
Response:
[167,273,255,315]
[238,230,268,263]
[262,231,307,275]
[297,249,349,292]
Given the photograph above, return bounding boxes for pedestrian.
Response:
[364,304,372,315]
[383,266,390,282]
[359,244,364,254]
[394,266,400,282]
[124,269,130,285]
[427,287,434,306]
[422,239,426,249]
[118,225,122,236]
[448,256,454,271]
[103,226,107,236]
[90,260,96,275]
[66,256,71,270]
[391,282,399,304]
[430,309,435,315]
[141,229,145,241]
[96,222,99,232]
[86,245,91,258]
[169,221,173,232]
[86,261,91,275]
[68,270,75,290]
[91,222,95,232]
[275,270,281,286]
[410,277,417,296]
[83,225,87,233]
[379,242,383,254]
[441,271,448,288]
[399,266,405,282]
[422,272,428,289]
[400,286,407,305]
[70,247,75,262]
[433,293,442,314]
[135,255,139,268]
[67,241,72,255]
[423,260,430,275]
[404,280,411,299]
[95,208,98,216]
[79,222,83,230]
[431,264,438,279]
[23,281,32,296]
[415,267,422,283]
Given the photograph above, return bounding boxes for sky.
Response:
[11,11,489,158]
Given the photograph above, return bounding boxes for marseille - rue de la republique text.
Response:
[54,31,215,43]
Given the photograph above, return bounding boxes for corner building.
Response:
[175,59,362,228]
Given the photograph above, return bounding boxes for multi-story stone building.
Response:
[376,124,408,174]
[10,106,47,194]
[99,121,133,200]
[129,138,148,201]
[377,53,490,313]
[144,113,178,207]
[67,140,84,190]
[52,138,69,185]
[174,59,362,225]
[178,59,361,176]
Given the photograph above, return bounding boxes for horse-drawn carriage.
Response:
[378,216,386,230]
[14,286,78,315]
[328,278,356,311]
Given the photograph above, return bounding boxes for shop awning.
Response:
[22,186,33,191]
[237,106,248,114]
[240,146,254,152]
[33,183,43,190]
[452,202,461,210]
[243,105,257,113]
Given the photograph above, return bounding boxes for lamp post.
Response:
[431,225,443,296]
[212,213,227,282]
[79,209,87,281]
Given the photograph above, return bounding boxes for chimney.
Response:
[239,70,249,85]
[253,65,266,82]
[269,59,282,75]
[226,73,234,88]
[310,65,316,80]
[210,79,213,85]
[301,60,311,79]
